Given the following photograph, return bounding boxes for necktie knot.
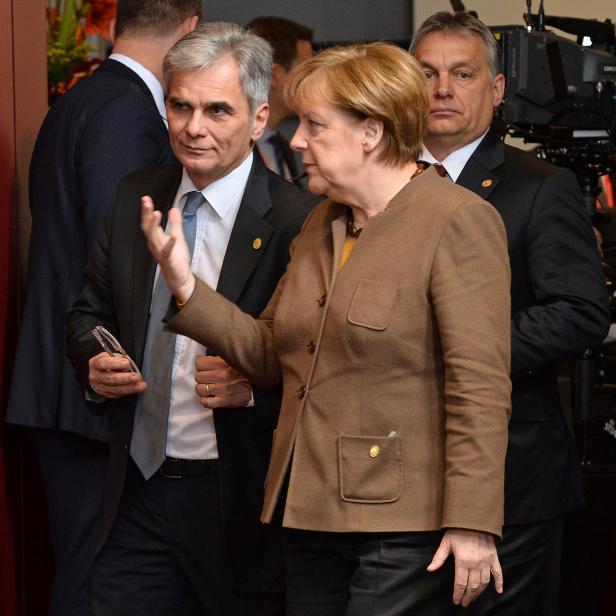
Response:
[433,163,448,178]
[183,191,204,218]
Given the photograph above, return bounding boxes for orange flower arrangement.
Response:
[83,0,116,39]
[47,0,116,103]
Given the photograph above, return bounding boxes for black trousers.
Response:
[461,517,564,616]
[30,428,108,616]
[282,528,457,616]
[91,462,283,616]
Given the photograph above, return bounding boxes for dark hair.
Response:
[115,0,201,38]
[247,16,313,70]
[410,11,502,78]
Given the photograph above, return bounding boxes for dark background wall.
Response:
[200,0,414,43]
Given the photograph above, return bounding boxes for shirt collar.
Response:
[108,53,166,122]
[420,130,489,182]
[178,151,254,219]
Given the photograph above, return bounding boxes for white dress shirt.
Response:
[109,53,167,126]
[421,130,488,182]
[165,152,254,459]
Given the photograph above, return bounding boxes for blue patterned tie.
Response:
[131,191,205,479]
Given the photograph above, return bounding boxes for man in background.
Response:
[410,12,609,615]
[248,16,313,187]
[6,2,200,613]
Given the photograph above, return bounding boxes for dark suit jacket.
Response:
[456,130,610,525]
[66,156,317,594]
[277,116,308,189]
[7,59,176,443]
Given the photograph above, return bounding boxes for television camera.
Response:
[490,1,616,213]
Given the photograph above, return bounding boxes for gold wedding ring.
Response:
[205,383,211,396]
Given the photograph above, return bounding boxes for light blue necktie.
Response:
[131,191,205,479]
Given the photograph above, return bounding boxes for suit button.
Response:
[297,386,306,399]
[369,445,380,458]
[317,294,327,307]
[306,340,316,353]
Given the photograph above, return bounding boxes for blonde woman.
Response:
[143,43,512,615]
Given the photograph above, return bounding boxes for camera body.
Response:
[493,25,616,138]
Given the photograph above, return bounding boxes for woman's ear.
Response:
[361,118,384,153]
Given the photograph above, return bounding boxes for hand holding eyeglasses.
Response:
[89,326,146,399]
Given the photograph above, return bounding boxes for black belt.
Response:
[159,457,219,479]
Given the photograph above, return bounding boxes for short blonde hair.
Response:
[285,43,428,165]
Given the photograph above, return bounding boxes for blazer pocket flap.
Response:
[338,435,402,504]
[347,280,398,330]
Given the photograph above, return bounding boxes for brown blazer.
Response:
[168,167,512,537]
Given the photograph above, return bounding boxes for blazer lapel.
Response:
[456,129,504,201]
[132,167,183,360]
[216,156,275,304]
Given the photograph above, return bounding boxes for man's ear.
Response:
[187,15,200,33]
[251,102,270,141]
[180,15,199,36]
[109,17,116,43]
[492,73,505,108]
[171,15,199,46]
[362,118,384,153]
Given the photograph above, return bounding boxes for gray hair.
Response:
[163,22,273,113]
[409,11,502,79]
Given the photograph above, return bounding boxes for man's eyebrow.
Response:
[204,101,235,114]
[447,59,480,71]
[419,59,480,72]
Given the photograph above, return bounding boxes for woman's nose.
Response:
[290,129,307,151]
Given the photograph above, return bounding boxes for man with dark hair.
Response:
[248,15,313,71]
[114,0,200,37]
[410,11,609,616]
[66,22,316,615]
[6,2,199,614]
[248,16,313,186]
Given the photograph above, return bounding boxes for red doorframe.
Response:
[0,2,51,615]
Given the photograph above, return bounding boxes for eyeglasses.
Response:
[91,325,141,377]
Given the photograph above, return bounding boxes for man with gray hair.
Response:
[66,22,316,615]
[410,11,609,616]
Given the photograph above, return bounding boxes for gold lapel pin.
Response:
[253,237,263,250]
[482,179,493,188]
